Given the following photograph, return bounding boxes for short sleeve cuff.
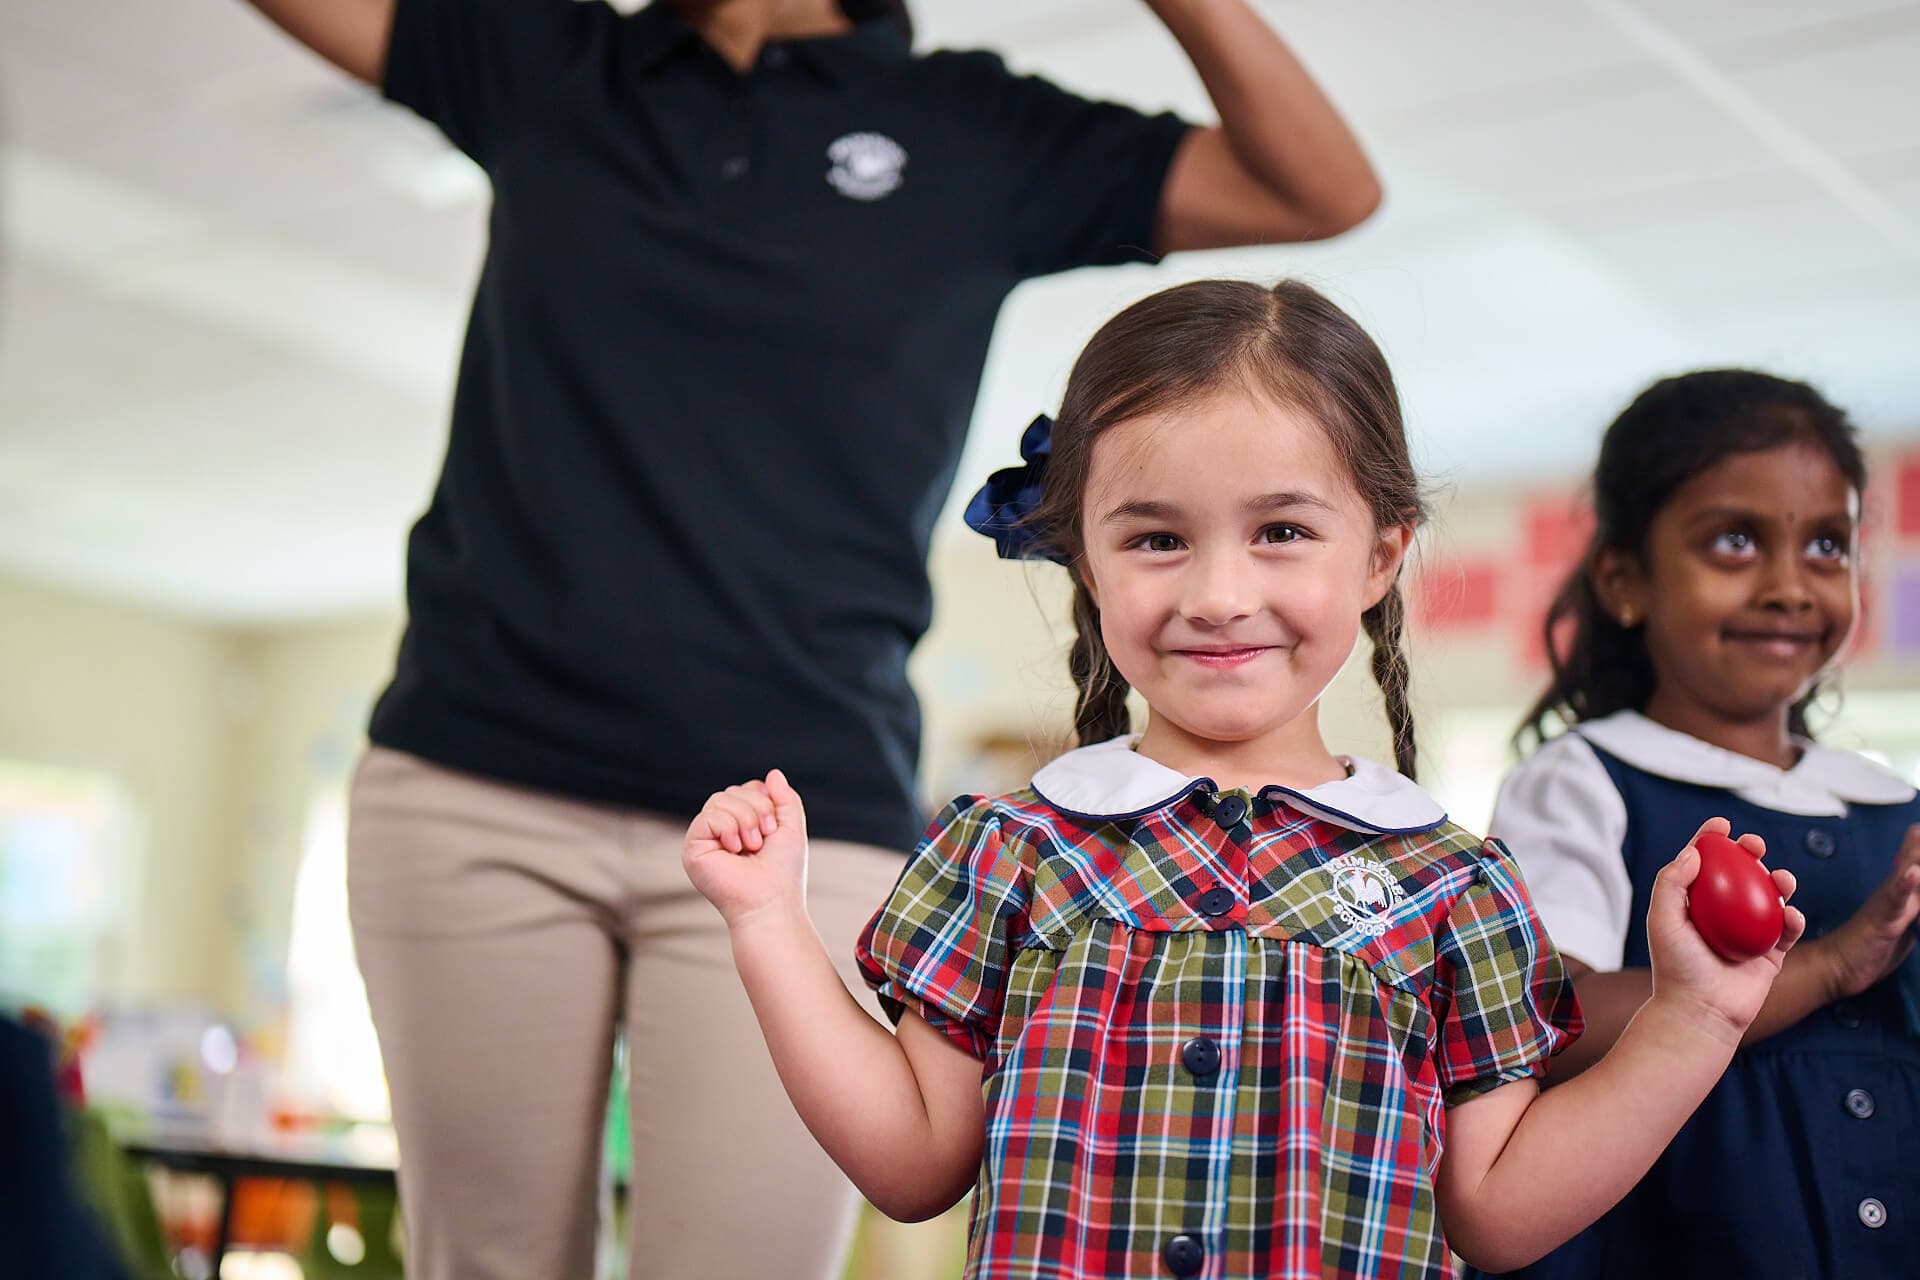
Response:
[1441,1053,1552,1107]
[853,796,1026,1064]
[1433,845,1586,1100]
[1101,113,1192,267]
[867,979,993,1060]
[379,0,439,115]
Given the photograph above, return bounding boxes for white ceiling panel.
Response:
[1,0,1916,621]
[1233,3,1654,123]
[1723,29,1920,163]
[1878,172,1920,221]
[1,0,332,101]
[1550,191,1902,297]
[1651,0,1920,57]
[1393,82,1792,212]
[0,37,170,157]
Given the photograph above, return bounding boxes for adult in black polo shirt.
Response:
[238,1,1380,1276]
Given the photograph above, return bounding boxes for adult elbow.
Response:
[1339,174,1385,230]
[1301,175,1383,240]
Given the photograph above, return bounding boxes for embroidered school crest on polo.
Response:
[857,736,1583,1280]
[826,131,906,200]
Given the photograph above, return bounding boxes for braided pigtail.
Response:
[1067,580,1132,746]
[1363,583,1417,780]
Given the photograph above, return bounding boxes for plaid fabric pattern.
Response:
[857,784,1581,1280]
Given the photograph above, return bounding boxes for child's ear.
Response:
[1077,563,1100,610]
[1366,522,1416,609]
[1591,547,1648,627]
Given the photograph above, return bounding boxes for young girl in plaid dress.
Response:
[684,280,1804,1279]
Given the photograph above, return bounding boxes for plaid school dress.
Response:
[857,736,1582,1280]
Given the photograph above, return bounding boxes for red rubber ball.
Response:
[1688,832,1785,961]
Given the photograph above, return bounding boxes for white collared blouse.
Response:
[1490,710,1916,969]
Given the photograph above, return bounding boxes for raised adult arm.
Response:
[1147,0,1382,251]
[236,0,396,86]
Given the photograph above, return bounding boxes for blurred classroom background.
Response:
[3,0,1919,1276]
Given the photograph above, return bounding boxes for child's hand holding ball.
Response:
[1643,820,1804,1044]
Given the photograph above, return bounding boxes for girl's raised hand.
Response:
[683,769,810,929]
[1817,822,1920,998]
[1645,818,1806,1043]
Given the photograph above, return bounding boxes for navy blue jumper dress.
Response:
[1475,745,1920,1280]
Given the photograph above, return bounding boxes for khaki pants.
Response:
[347,746,907,1280]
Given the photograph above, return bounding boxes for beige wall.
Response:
[0,573,399,1016]
[225,613,403,1013]
[0,573,239,1007]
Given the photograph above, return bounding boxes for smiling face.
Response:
[1598,439,1859,734]
[1078,385,1409,771]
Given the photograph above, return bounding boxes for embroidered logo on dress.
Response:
[826,131,907,200]
[1326,854,1405,937]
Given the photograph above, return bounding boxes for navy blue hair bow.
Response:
[963,415,1066,564]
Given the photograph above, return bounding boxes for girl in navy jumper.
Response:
[1480,370,1920,1280]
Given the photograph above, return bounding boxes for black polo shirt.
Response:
[372,0,1190,851]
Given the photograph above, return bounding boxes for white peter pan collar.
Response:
[1576,710,1915,817]
[1029,734,1448,836]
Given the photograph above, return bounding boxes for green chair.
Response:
[67,1108,174,1280]
[298,1181,406,1279]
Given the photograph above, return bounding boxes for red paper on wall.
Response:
[1897,456,1920,540]
[1523,494,1594,575]
[1413,557,1500,630]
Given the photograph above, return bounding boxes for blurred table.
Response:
[118,1120,398,1276]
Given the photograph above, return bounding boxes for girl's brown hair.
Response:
[1028,279,1428,777]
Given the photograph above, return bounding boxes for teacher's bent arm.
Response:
[1147,0,1383,252]
[236,0,395,86]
